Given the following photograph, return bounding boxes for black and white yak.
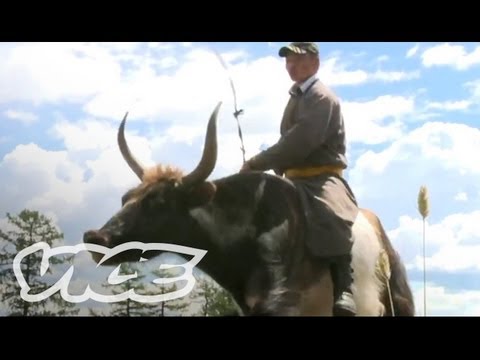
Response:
[83,102,415,316]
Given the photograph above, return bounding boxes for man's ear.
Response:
[185,181,217,208]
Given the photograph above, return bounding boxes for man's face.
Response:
[285,53,319,83]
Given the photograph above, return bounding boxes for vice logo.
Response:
[13,242,207,304]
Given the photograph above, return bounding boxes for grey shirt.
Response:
[249,77,348,172]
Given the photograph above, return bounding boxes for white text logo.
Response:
[13,242,207,303]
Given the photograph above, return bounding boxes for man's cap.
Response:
[278,42,319,57]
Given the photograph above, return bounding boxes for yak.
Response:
[83,102,415,316]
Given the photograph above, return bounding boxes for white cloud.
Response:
[376,55,389,63]
[52,118,125,151]
[454,192,468,201]
[4,109,38,125]
[320,58,368,86]
[343,95,415,145]
[411,281,480,316]
[351,122,480,179]
[0,115,163,249]
[0,216,20,235]
[52,118,157,184]
[464,78,480,99]
[77,47,294,167]
[414,112,442,121]
[425,100,471,111]
[0,43,123,105]
[158,57,177,69]
[150,42,175,51]
[388,211,480,272]
[421,43,480,70]
[51,114,156,162]
[422,243,480,272]
[82,48,287,127]
[406,43,420,58]
[95,42,141,53]
[219,49,250,64]
[370,70,420,82]
[320,57,420,86]
[164,125,206,146]
[0,143,86,218]
[0,43,422,155]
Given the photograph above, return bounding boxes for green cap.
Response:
[278,42,319,57]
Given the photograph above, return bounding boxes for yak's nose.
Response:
[83,230,110,247]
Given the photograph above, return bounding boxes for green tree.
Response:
[190,276,239,316]
[101,262,160,317]
[92,265,190,316]
[0,209,79,316]
[150,268,190,316]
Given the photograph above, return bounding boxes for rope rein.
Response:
[209,45,246,164]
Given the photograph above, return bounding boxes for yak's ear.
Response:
[186,181,217,208]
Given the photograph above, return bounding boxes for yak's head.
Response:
[83,102,222,265]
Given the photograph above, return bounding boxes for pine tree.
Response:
[0,209,79,316]
[150,268,190,316]
[190,276,239,316]
[103,262,160,317]
[91,264,191,316]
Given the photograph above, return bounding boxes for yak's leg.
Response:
[298,268,334,316]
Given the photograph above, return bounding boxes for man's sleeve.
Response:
[249,93,336,171]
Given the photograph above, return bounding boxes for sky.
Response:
[1,41,480,316]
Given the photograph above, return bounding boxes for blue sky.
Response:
[1,41,480,316]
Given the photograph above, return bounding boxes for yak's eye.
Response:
[142,191,164,209]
